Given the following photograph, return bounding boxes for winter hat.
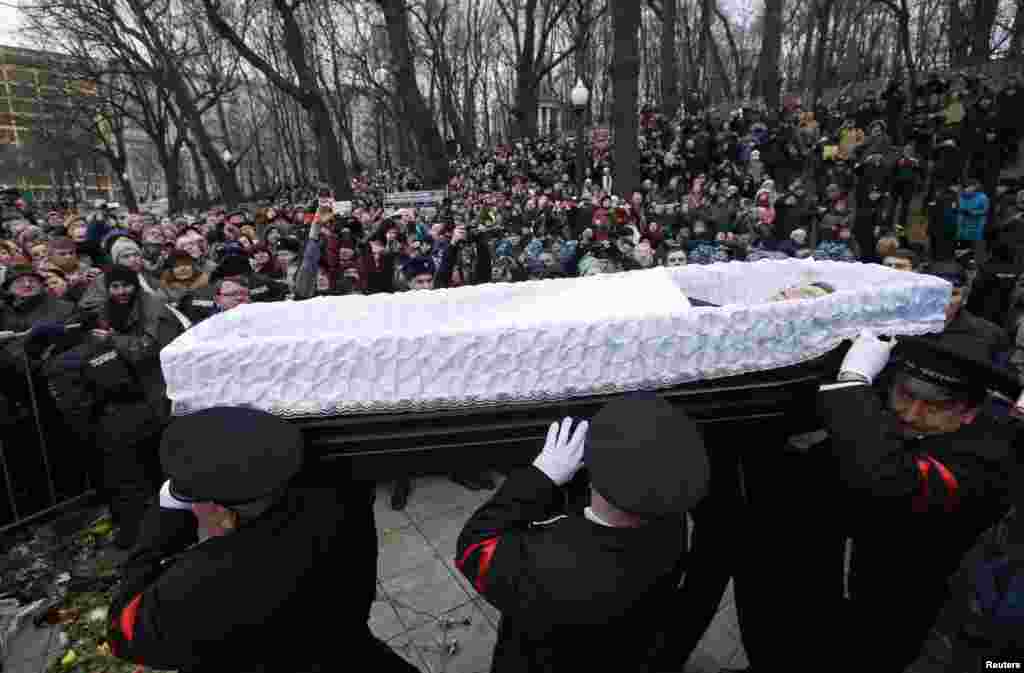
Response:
[213,254,253,281]
[402,256,436,280]
[2,264,44,290]
[277,237,301,255]
[110,237,142,265]
[106,264,140,289]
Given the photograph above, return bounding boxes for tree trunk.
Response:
[970,0,998,65]
[798,1,815,91]
[378,0,449,186]
[612,0,641,197]
[949,0,966,67]
[655,0,679,115]
[184,135,209,205]
[514,66,539,140]
[755,0,784,110]
[1011,0,1024,58]
[811,0,833,108]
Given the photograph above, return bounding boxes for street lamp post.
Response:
[571,79,590,196]
[73,181,82,206]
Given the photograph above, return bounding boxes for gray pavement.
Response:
[3,475,747,673]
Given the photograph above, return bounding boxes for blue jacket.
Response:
[957,192,989,242]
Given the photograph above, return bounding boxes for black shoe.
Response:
[391,479,411,511]
[449,472,495,491]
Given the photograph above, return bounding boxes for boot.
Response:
[391,479,411,511]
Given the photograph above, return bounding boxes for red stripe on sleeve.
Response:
[119,593,144,642]
[925,456,960,512]
[456,537,500,594]
[912,458,931,514]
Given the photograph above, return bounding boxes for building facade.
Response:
[0,44,127,204]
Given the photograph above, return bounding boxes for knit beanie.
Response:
[106,264,140,289]
[110,237,142,265]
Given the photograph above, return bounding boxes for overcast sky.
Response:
[1,1,23,43]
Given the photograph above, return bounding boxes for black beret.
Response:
[106,264,139,289]
[213,254,253,281]
[893,335,1021,401]
[585,392,709,518]
[924,261,968,287]
[161,407,304,505]
[402,256,436,279]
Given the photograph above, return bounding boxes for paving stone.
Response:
[379,525,435,581]
[403,477,493,525]
[370,598,407,642]
[412,602,495,673]
[383,558,475,632]
[414,506,472,558]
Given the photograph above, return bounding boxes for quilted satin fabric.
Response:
[160,260,950,418]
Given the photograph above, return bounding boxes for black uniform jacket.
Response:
[455,466,687,673]
[107,470,380,673]
[817,381,1017,579]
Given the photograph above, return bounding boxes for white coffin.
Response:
[160,259,951,418]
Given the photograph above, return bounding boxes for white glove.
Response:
[840,330,897,384]
[532,417,589,486]
[159,480,193,511]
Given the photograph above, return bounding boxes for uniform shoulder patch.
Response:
[89,350,119,367]
[529,514,568,528]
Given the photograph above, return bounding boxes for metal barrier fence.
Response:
[0,352,96,536]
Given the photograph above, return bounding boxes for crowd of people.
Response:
[1,67,1023,673]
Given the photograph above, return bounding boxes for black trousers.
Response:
[101,431,164,546]
[889,181,916,230]
[652,434,843,672]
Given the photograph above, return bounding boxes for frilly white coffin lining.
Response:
[161,259,950,418]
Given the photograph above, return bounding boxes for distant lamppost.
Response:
[73,180,83,206]
[571,78,590,195]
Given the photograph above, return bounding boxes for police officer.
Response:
[815,330,1021,671]
[107,407,420,673]
[924,261,1008,359]
[455,394,709,673]
[45,264,184,548]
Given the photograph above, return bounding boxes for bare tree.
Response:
[611,0,640,197]
[201,0,352,197]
